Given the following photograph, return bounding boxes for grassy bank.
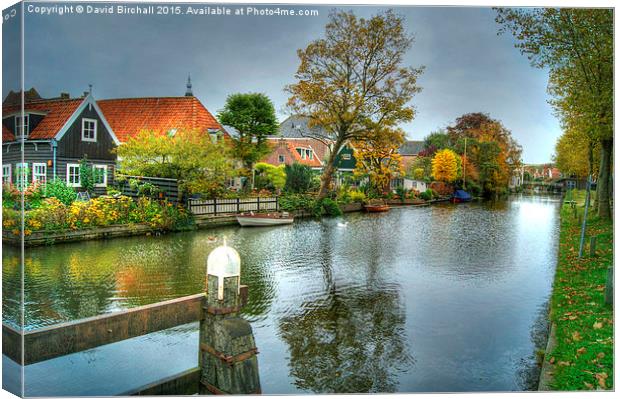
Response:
[547,189,613,390]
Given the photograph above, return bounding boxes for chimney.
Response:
[60,92,70,99]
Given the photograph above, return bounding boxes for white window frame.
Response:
[67,163,81,187]
[278,155,286,163]
[81,118,98,142]
[2,164,12,185]
[32,163,47,185]
[93,165,108,187]
[15,162,28,190]
[342,153,351,160]
[15,114,29,139]
[307,149,313,160]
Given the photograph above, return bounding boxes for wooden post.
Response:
[237,198,240,214]
[604,267,613,307]
[213,198,218,216]
[590,236,597,257]
[256,196,260,212]
[199,274,260,394]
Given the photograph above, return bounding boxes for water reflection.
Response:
[279,286,413,393]
[2,195,561,393]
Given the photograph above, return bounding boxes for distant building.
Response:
[398,140,425,171]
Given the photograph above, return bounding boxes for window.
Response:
[93,165,108,187]
[278,155,286,163]
[15,163,28,190]
[81,118,97,142]
[209,133,218,143]
[32,163,47,185]
[67,164,80,187]
[295,148,313,160]
[342,153,351,160]
[15,114,29,138]
[2,164,11,185]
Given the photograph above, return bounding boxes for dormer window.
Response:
[296,147,313,160]
[81,118,97,142]
[15,115,29,139]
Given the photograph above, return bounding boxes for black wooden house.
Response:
[2,91,120,194]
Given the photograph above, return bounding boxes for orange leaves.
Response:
[571,331,582,341]
[595,372,608,389]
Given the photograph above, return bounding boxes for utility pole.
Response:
[463,137,467,190]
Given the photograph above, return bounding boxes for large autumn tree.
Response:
[217,93,279,189]
[286,9,424,199]
[495,8,613,219]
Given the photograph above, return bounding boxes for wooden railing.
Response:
[187,196,279,216]
[2,286,248,395]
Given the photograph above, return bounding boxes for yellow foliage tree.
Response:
[431,149,459,183]
[353,128,405,193]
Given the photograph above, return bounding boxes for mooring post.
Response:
[589,236,597,257]
[199,243,261,395]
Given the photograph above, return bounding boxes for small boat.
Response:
[236,212,294,227]
[451,189,472,203]
[364,200,390,212]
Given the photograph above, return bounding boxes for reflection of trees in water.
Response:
[278,221,413,393]
[279,287,413,393]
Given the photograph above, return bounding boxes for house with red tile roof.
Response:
[2,91,120,193]
[2,80,229,193]
[97,96,225,143]
[262,137,324,169]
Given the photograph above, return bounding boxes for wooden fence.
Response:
[2,286,248,395]
[115,175,181,204]
[187,197,279,216]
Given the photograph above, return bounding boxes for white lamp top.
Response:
[207,240,241,278]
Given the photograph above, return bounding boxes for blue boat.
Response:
[451,189,472,203]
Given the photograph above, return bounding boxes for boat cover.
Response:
[453,190,472,201]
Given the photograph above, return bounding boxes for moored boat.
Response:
[451,189,472,203]
[236,212,294,227]
[364,200,390,212]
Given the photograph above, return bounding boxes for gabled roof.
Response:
[399,140,424,156]
[97,96,223,142]
[3,125,15,141]
[277,115,334,141]
[2,98,85,141]
[2,88,42,106]
[266,138,323,168]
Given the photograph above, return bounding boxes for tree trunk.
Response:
[318,141,344,199]
[597,138,612,220]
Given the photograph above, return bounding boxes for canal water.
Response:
[2,195,561,395]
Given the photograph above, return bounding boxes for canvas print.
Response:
[0,0,614,396]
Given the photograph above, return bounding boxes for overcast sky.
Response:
[3,2,563,163]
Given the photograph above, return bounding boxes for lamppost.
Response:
[199,241,261,395]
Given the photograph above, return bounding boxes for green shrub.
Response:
[420,189,433,201]
[284,163,314,193]
[349,190,366,203]
[45,179,76,206]
[312,198,342,217]
[79,157,95,194]
[278,193,316,212]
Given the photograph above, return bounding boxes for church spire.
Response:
[185,74,193,97]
